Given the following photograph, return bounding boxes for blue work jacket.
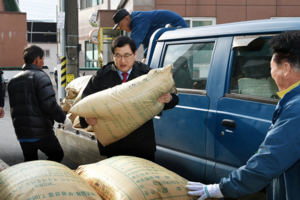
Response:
[219,83,300,200]
[129,10,188,58]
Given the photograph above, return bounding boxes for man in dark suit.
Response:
[79,36,178,162]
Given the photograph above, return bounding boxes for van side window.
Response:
[162,42,215,90]
[230,38,279,99]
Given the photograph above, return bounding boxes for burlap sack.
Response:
[75,156,197,200]
[85,125,94,132]
[73,115,82,128]
[0,160,102,200]
[65,75,92,106]
[69,64,176,146]
[61,98,71,112]
[67,113,77,124]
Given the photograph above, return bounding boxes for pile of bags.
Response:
[75,156,196,200]
[0,161,102,200]
[60,75,93,131]
[0,157,204,200]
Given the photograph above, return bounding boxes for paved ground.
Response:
[0,74,79,170]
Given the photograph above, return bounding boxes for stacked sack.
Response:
[75,156,201,200]
[60,75,93,131]
[0,161,103,200]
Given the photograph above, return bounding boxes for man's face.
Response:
[270,54,285,91]
[118,17,131,32]
[113,44,136,73]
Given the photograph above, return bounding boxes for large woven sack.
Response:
[0,160,102,200]
[73,115,82,128]
[61,98,71,112]
[69,64,176,146]
[66,75,92,106]
[67,112,77,123]
[75,156,197,200]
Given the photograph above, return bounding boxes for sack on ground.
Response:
[75,156,195,200]
[0,160,102,200]
[69,64,176,146]
[66,75,92,106]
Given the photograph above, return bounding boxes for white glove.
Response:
[186,182,223,200]
[63,117,72,130]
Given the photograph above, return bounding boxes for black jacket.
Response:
[8,64,66,139]
[0,69,4,107]
[79,61,179,156]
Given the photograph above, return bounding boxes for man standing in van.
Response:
[79,36,178,162]
[112,9,188,62]
[8,45,72,162]
[186,31,300,200]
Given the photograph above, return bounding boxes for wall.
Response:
[0,0,3,11]
[78,2,112,68]
[0,11,27,67]
[155,0,300,24]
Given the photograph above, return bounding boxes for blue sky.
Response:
[19,0,120,22]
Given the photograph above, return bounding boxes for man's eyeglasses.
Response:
[114,53,133,60]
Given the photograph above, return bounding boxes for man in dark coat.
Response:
[8,45,72,162]
[79,36,179,162]
[0,69,4,118]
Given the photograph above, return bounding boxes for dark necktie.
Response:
[122,72,128,83]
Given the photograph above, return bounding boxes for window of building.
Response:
[44,50,50,58]
[80,0,103,10]
[184,17,216,28]
[85,41,98,68]
[230,37,279,99]
[162,42,215,90]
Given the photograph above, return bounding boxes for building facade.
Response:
[78,0,300,69]
[0,0,27,68]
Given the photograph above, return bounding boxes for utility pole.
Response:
[58,0,79,100]
[65,0,79,80]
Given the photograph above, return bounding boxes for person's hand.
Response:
[63,117,72,130]
[141,58,146,63]
[186,182,223,200]
[158,92,172,103]
[0,107,4,118]
[85,118,97,126]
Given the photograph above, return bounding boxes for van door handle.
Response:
[221,119,236,128]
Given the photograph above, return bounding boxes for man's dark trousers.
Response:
[19,135,64,162]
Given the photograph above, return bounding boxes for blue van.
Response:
[147,18,300,185]
[57,18,300,195]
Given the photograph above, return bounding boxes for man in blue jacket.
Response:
[112,9,188,62]
[186,30,300,200]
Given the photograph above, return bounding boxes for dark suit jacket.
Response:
[79,61,179,157]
